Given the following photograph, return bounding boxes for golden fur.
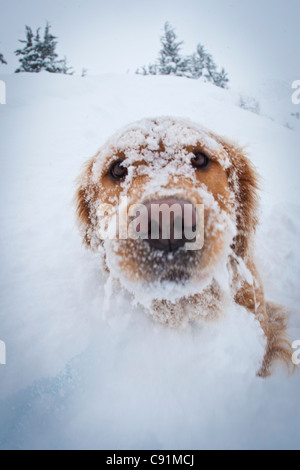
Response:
[75,118,293,377]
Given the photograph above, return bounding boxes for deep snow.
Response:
[0,73,299,450]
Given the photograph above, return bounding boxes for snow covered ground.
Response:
[0,73,299,450]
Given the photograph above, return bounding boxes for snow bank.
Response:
[0,73,299,449]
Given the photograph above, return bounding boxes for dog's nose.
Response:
[143,197,197,252]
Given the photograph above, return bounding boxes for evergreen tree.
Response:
[157,22,189,76]
[204,53,217,83]
[189,44,229,88]
[15,26,41,72]
[239,96,260,114]
[213,67,229,89]
[188,44,206,79]
[136,63,158,76]
[0,53,7,65]
[148,63,158,75]
[136,65,149,75]
[15,23,73,74]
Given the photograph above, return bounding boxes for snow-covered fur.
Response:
[75,117,292,377]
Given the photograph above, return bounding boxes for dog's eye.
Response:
[109,159,128,181]
[191,151,210,169]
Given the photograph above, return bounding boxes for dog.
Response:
[75,117,292,377]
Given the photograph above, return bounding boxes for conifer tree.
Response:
[157,22,189,76]
[213,67,229,89]
[15,26,41,72]
[204,53,217,83]
[189,44,229,88]
[188,44,206,79]
[148,63,158,75]
[136,65,148,75]
[0,53,7,65]
[15,23,73,74]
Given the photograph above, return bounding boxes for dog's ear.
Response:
[218,138,260,258]
[75,157,97,248]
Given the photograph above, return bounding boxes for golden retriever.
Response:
[75,117,292,377]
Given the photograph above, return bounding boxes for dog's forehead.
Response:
[93,117,230,177]
[115,118,215,149]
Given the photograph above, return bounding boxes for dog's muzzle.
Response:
[138,197,197,252]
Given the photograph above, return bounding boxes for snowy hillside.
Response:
[0,73,299,450]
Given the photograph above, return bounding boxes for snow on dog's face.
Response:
[76,117,259,304]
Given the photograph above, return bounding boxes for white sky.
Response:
[0,0,299,88]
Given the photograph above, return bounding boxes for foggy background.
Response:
[0,0,299,88]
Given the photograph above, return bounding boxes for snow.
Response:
[0,72,299,450]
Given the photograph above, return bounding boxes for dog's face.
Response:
[76,118,258,293]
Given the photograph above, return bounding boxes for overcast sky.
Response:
[0,0,299,88]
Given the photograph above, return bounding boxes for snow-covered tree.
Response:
[148,63,158,75]
[136,65,149,75]
[188,44,206,79]
[157,22,189,76]
[137,23,189,77]
[239,96,260,114]
[204,53,217,83]
[213,67,229,89]
[189,44,229,88]
[15,23,73,74]
[0,53,7,65]
[15,26,42,73]
[136,63,158,76]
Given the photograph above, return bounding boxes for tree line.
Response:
[0,21,229,88]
